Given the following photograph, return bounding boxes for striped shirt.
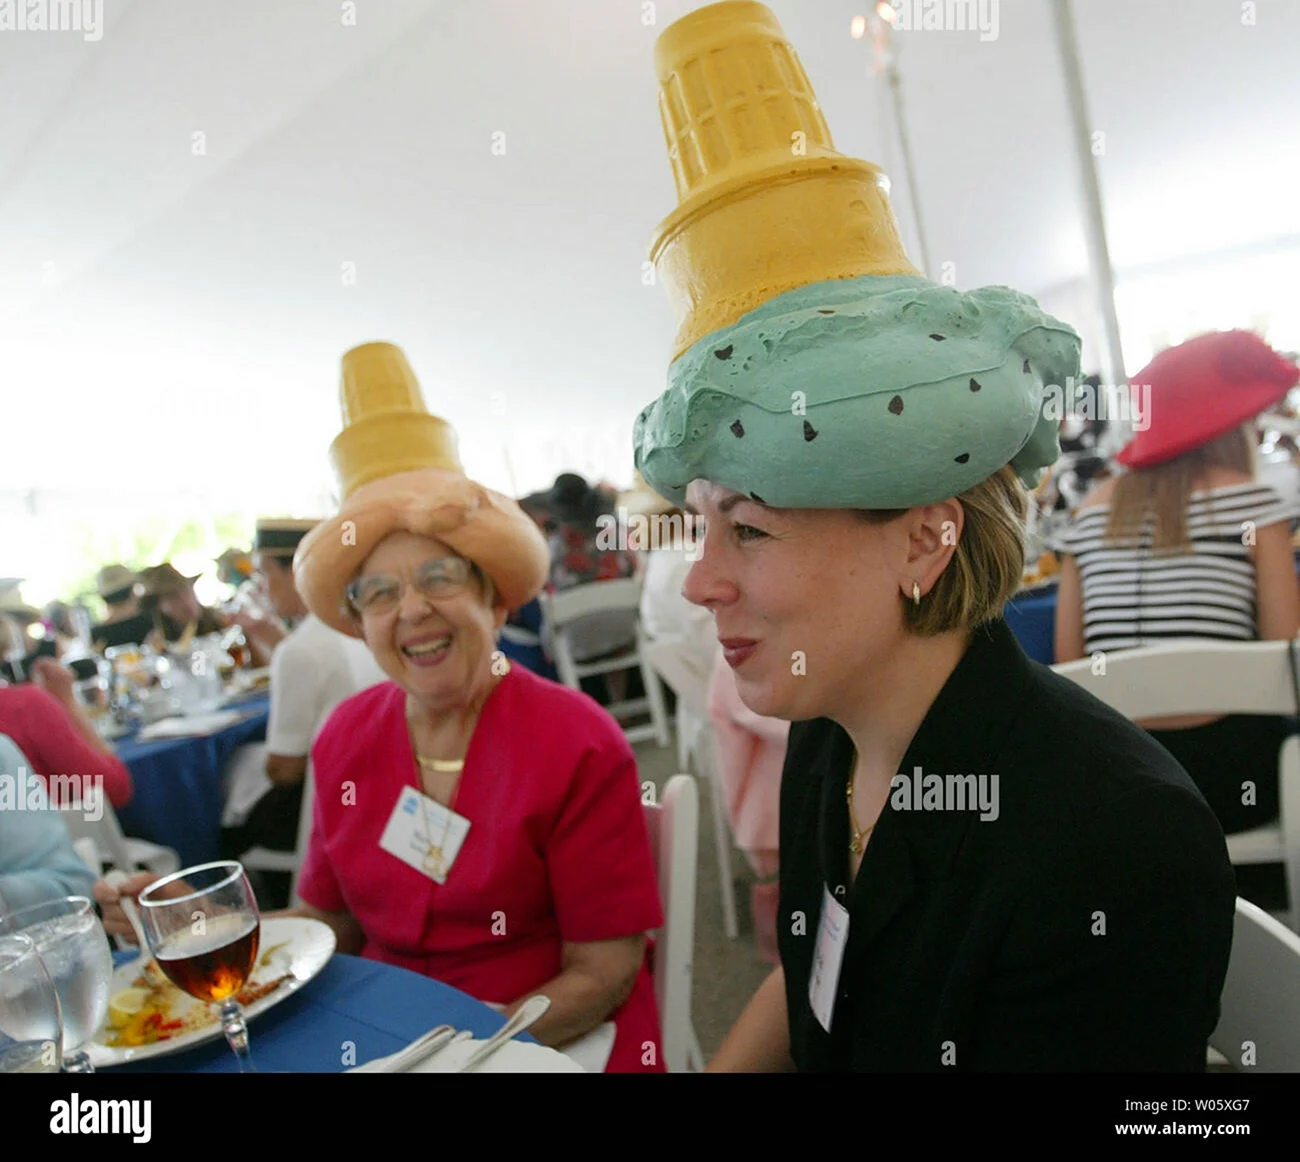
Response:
[1059,482,1297,654]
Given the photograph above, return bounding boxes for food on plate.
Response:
[259,940,290,966]
[107,987,150,1029]
[101,958,292,1048]
[1021,551,1060,589]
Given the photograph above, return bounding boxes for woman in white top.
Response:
[1056,331,1300,838]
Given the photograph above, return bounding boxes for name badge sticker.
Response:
[380,787,471,885]
[808,885,850,1034]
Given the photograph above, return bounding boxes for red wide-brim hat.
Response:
[1116,330,1299,470]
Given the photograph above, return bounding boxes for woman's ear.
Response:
[903,498,964,596]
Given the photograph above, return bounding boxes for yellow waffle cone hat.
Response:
[635,1,1082,512]
[651,0,920,361]
[295,342,550,637]
[331,342,463,496]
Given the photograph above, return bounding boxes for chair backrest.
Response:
[540,578,644,626]
[539,579,645,683]
[239,764,316,903]
[289,765,315,901]
[71,836,101,877]
[1210,897,1300,1071]
[56,785,137,873]
[1054,640,1300,931]
[644,774,699,1074]
[1051,639,1300,719]
[644,638,713,720]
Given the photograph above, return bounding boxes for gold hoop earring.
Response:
[912,581,921,606]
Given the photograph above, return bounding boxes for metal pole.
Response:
[886,63,933,277]
[1050,0,1128,389]
[864,8,931,277]
[501,441,520,498]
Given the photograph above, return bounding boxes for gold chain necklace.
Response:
[416,755,464,774]
[846,774,876,855]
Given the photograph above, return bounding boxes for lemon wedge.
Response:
[108,987,150,1029]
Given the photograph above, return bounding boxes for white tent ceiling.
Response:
[2,0,1297,500]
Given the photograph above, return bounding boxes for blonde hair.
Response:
[1105,424,1256,552]
[858,465,1028,636]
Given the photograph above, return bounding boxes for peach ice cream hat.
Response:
[633,1,1083,510]
[293,342,550,637]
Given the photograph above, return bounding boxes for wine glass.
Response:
[0,897,111,1072]
[0,933,65,1073]
[138,861,260,1072]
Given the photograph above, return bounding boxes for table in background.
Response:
[1005,588,1058,666]
[114,694,270,867]
[105,950,529,1073]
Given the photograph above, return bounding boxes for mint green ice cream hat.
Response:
[634,273,1083,510]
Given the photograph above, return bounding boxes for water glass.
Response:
[0,933,64,1073]
[0,897,111,1072]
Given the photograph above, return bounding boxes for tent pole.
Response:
[1050,0,1128,393]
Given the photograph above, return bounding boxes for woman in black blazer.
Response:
[633,1,1235,1074]
[673,474,1233,1072]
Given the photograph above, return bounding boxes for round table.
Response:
[104,950,532,1073]
[113,695,270,867]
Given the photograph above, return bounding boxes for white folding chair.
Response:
[645,638,740,941]
[1210,897,1300,1071]
[57,789,180,880]
[71,836,101,878]
[1052,640,1300,931]
[539,579,671,748]
[549,773,701,1073]
[644,773,703,1072]
[238,766,315,906]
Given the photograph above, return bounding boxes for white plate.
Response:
[224,668,271,697]
[87,916,336,1067]
[350,1037,586,1073]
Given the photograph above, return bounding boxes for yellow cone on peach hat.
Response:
[330,341,463,498]
[651,0,920,361]
[294,342,549,636]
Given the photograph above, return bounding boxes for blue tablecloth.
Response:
[105,949,528,1073]
[114,696,270,867]
[1004,589,1058,666]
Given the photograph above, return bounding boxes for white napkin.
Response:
[136,711,244,740]
[351,1037,585,1073]
[557,1022,616,1073]
[221,743,272,826]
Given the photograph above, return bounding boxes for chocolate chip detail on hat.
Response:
[969,378,982,392]
[888,395,904,415]
[715,345,734,361]
[1022,359,1032,373]
[817,309,835,315]
[803,421,819,441]
[730,420,745,437]
[929,333,946,341]
[955,453,971,464]
[751,493,766,504]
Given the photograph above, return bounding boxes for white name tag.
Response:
[808,885,850,1034]
[379,786,471,885]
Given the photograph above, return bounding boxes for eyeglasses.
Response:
[346,556,477,616]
